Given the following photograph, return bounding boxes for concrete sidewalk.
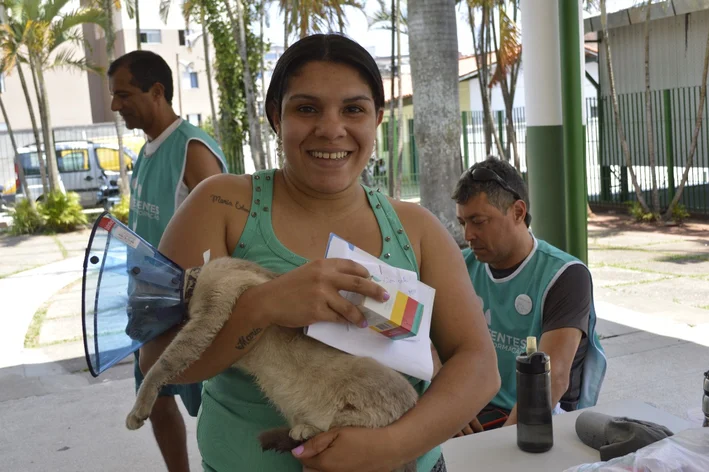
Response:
[1,214,708,470]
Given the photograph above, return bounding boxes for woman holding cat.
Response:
[141,34,500,472]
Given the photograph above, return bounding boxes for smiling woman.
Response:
[139,34,499,472]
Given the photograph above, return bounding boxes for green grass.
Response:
[36,335,84,347]
[52,235,68,259]
[24,304,48,348]
[657,253,709,263]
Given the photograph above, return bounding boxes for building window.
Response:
[140,30,162,44]
[186,114,202,126]
[183,71,199,89]
[178,30,186,46]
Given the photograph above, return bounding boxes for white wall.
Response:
[463,62,600,113]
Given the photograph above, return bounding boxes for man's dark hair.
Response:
[265,33,385,132]
[452,156,531,227]
[108,51,174,105]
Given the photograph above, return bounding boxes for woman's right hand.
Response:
[245,258,390,329]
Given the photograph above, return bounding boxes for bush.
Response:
[626,201,657,222]
[9,199,44,235]
[38,191,87,233]
[111,194,130,224]
[670,203,690,224]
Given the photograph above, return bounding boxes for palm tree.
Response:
[223,0,265,170]
[0,91,33,204]
[663,17,709,220]
[409,0,463,243]
[488,1,521,169]
[0,3,49,198]
[600,0,650,212]
[5,0,106,194]
[465,0,501,157]
[277,0,365,41]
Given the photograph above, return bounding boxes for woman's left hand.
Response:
[293,426,407,472]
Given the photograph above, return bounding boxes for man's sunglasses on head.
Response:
[469,167,532,226]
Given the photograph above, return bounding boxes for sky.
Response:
[259,0,639,59]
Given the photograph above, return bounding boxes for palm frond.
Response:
[123,0,136,19]
[182,0,198,23]
[490,7,521,86]
[48,47,102,74]
[159,0,171,24]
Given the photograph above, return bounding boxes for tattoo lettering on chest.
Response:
[209,194,249,213]
[236,328,263,350]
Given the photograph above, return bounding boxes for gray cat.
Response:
[126,256,418,472]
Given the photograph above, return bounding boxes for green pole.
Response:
[462,112,470,169]
[521,1,566,251]
[663,89,675,199]
[559,0,587,263]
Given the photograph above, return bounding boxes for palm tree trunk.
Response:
[387,0,396,197]
[33,56,61,193]
[643,0,659,215]
[663,21,709,220]
[395,0,404,200]
[135,0,142,50]
[490,8,521,168]
[16,62,48,199]
[226,0,265,170]
[202,6,220,144]
[0,93,34,205]
[259,2,271,168]
[470,4,503,158]
[601,0,650,212]
[409,0,464,244]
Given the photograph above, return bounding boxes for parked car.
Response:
[14,141,136,209]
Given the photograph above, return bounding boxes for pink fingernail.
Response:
[383,292,390,301]
[292,445,304,456]
[359,320,368,328]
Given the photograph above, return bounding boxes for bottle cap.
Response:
[516,351,551,375]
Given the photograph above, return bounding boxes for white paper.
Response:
[304,234,436,381]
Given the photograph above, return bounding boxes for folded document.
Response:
[304,234,436,381]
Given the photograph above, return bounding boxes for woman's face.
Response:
[273,61,383,195]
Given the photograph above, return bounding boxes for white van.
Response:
[15,141,137,208]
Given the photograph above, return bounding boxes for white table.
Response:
[440,399,696,472]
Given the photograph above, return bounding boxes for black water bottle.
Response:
[702,370,709,427]
[516,336,554,453]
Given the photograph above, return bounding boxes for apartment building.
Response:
[0,0,218,131]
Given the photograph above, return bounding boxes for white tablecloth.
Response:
[440,399,696,472]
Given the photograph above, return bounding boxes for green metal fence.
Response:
[596,87,709,214]
[375,86,709,215]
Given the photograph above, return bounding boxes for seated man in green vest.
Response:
[453,157,606,434]
[108,50,227,470]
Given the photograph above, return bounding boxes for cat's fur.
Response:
[126,257,419,472]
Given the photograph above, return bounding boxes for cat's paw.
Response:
[125,400,152,430]
[289,424,322,442]
[125,410,147,430]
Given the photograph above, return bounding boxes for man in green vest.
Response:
[108,50,227,471]
[453,157,606,434]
